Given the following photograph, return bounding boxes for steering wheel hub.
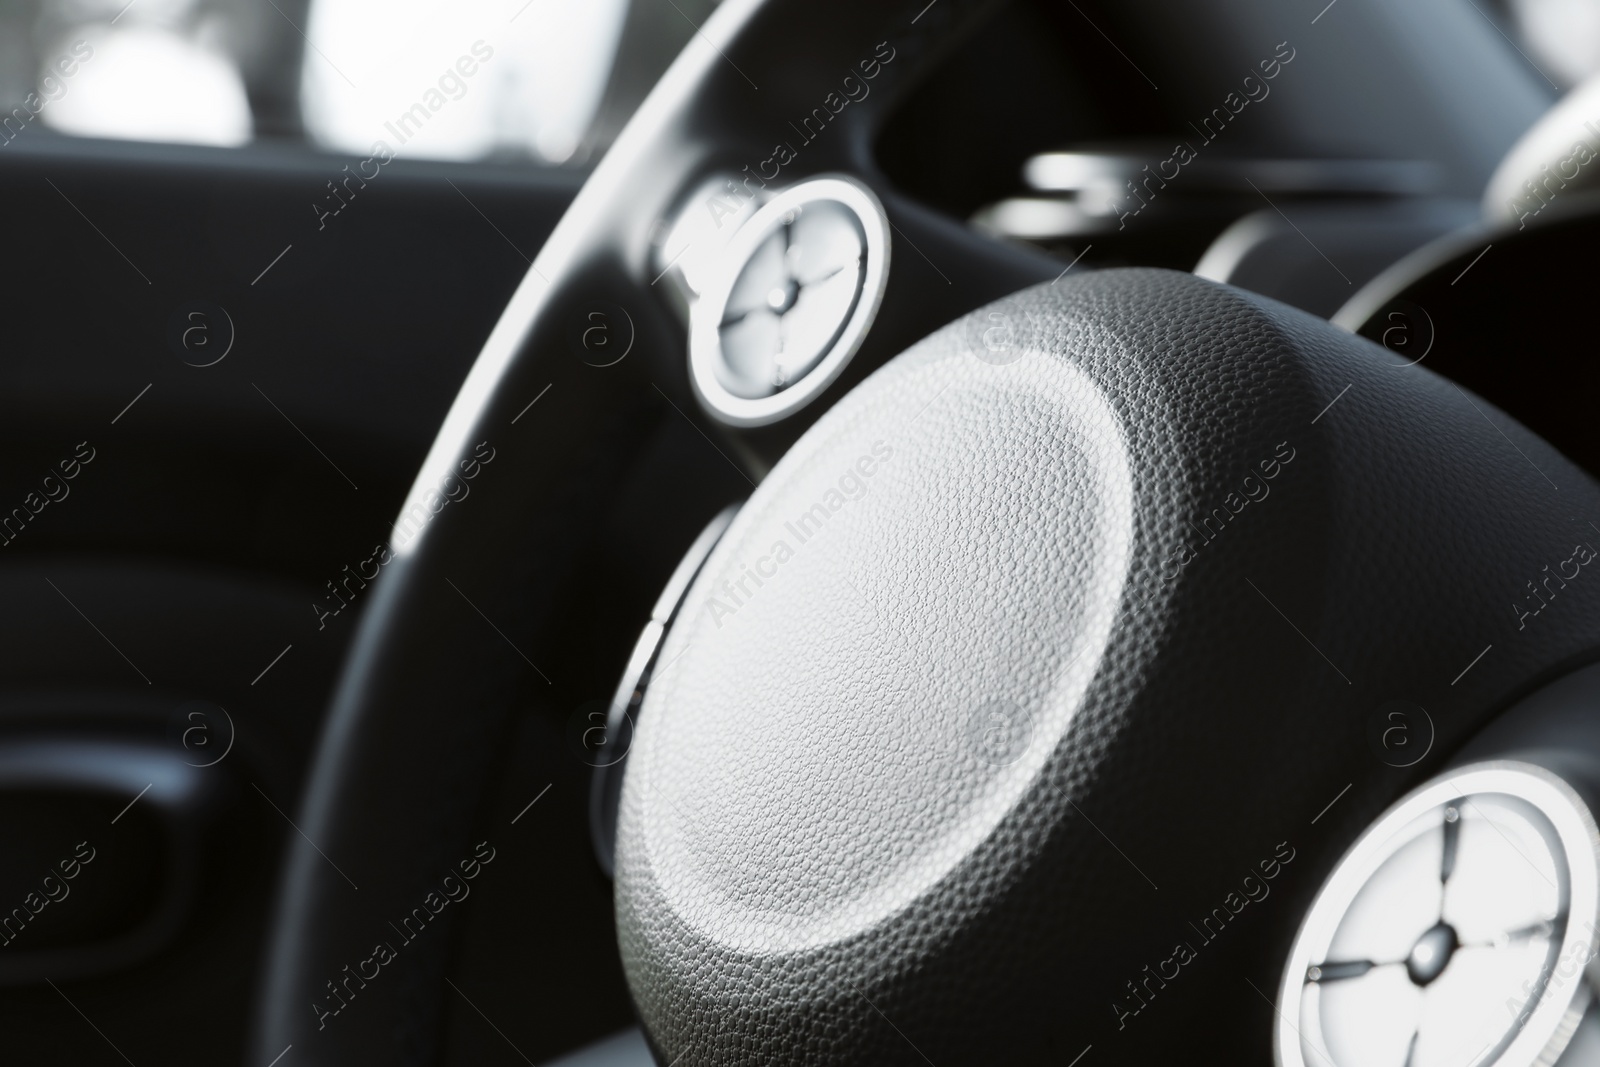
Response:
[625,316,1135,955]
[613,265,1600,1065]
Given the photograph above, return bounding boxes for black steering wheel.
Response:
[250,2,1600,1064]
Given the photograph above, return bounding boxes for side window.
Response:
[0,0,719,163]
[1,0,259,147]
[298,0,629,164]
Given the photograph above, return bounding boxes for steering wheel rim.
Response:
[249,1,1059,1062]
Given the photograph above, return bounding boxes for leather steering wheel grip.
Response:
[613,268,1600,1065]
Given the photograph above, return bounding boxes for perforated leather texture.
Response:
[615,268,1600,1064]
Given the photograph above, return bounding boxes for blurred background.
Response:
[0,0,723,165]
[0,0,1594,169]
[0,0,1593,287]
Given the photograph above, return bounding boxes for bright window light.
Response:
[1506,0,1600,86]
[300,0,629,163]
[41,26,252,146]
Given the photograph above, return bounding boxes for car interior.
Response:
[3,0,1600,1064]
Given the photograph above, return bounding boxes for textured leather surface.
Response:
[615,268,1600,1064]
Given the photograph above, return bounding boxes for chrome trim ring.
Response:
[1277,762,1600,1067]
[687,175,890,427]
